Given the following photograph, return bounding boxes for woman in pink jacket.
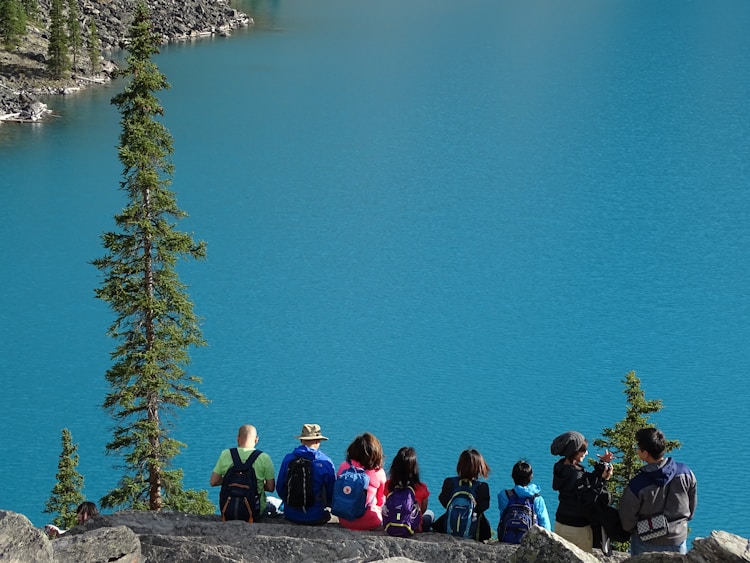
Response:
[336,432,387,531]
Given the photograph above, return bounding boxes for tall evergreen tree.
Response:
[66,0,80,69]
[46,0,69,78]
[43,428,85,529]
[594,370,681,503]
[0,0,27,48]
[88,19,101,75]
[92,2,212,513]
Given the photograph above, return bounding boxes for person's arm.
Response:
[438,478,454,508]
[417,483,429,513]
[688,471,697,520]
[260,453,275,492]
[535,496,552,531]
[323,461,336,507]
[618,487,639,532]
[497,489,508,514]
[376,470,387,507]
[276,457,289,499]
[209,472,223,487]
[476,481,490,513]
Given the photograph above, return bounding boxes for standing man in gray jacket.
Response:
[619,427,697,555]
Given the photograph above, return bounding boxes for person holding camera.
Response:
[550,431,613,552]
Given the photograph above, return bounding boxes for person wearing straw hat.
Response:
[276,424,336,525]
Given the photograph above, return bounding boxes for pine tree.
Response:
[46,0,69,78]
[0,0,27,48]
[43,428,85,529]
[92,2,212,514]
[594,370,681,503]
[66,0,80,70]
[88,19,101,75]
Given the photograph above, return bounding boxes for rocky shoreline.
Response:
[0,0,252,121]
[2,509,750,563]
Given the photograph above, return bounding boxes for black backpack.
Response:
[220,448,262,522]
[285,456,316,509]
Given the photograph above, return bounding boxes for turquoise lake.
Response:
[1,0,749,541]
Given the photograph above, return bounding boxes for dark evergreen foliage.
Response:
[92,2,212,514]
[88,19,101,75]
[43,428,85,529]
[66,0,80,68]
[46,0,69,78]
[0,0,27,48]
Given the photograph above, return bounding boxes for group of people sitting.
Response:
[210,424,697,556]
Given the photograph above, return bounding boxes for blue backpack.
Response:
[498,489,537,544]
[383,485,421,537]
[445,478,479,538]
[331,462,370,520]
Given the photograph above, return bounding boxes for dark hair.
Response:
[565,439,588,463]
[346,432,384,470]
[387,446,421,491]
[511,460,533,486]
[76,501,98,520]
[456,448,490,480]
[636,427,666,460]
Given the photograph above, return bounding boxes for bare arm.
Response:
[210,472,223,487]
[264,478,275,492]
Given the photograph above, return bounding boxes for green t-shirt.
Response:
[213,447,275,512]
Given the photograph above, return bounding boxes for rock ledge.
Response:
[2,509,750,563]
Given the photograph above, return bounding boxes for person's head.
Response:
[237,424,259,448]
[76,501,98,524]
[388,446,421,489]
[456,448,490,480]
[511,460,533,486]
[635,427,666,461]
[297,423,328,450]
[346,432,383,470]
[568,440,588,463]
[550,431,588,463]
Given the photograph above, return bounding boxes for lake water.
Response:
[1,0,749,542]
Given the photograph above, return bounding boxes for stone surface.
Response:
[52,525,142,563]
[1,509,749,563]
[688,530,750,562]
[0,510,53,563]
[511,526,611,563]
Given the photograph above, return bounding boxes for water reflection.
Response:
[234,0,282,30]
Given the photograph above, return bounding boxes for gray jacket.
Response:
[619,457,697,546]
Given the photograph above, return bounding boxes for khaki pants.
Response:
[554,521,593,552]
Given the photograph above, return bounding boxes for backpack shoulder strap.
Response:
[247,449,262,468]
[230,448,243,467]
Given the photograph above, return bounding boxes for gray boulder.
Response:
[0,510,52,563]
[688,530,750,562]
[2,509,749,563]
[512,526,611,562]
[52,525,141,563]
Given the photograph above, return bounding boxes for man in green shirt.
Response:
[210,424,276,518]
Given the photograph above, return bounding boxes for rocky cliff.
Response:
[2,509,749,563]
[0,0,251,121]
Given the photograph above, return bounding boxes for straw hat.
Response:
[296,424,328,441]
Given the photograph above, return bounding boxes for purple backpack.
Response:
[382,485,421,537]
